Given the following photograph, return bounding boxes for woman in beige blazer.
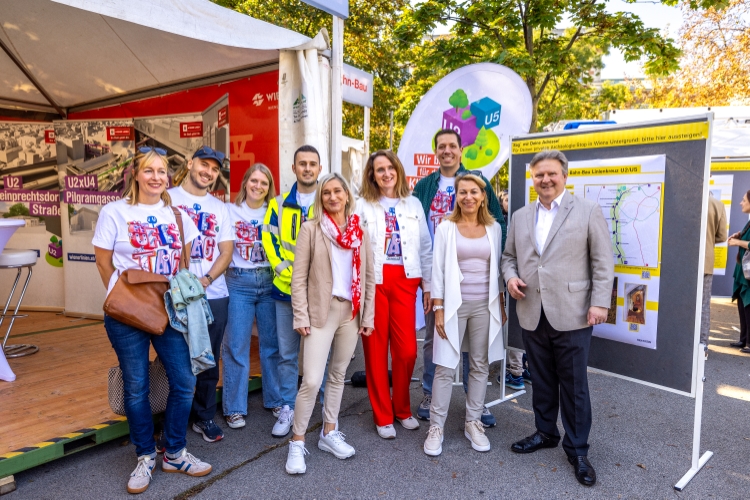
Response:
[285,172,375,475]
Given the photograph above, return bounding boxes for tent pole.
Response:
[363,106,371,161]
[674,343,713,491]
[0,37,65,118]
[330,15,344,174]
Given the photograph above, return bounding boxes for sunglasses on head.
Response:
[138,146,167,155]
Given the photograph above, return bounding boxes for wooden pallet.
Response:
[0,312,261,480]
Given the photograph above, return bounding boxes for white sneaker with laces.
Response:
[272,405,294,437]
[464,420,491,452]
[318,430,355,459]
[285,440,309,474]
[225,413,246,429]
[376,424,396,439]
[162,448,212,477]
[127,455,155,494]
[423,425,443,456]
[398,416,420,430]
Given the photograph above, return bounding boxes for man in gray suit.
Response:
[501,150,614,487]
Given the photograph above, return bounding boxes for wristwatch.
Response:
[204,274,214,285]
[432,305,444,312]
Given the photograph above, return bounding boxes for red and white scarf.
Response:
[321,212,363,319]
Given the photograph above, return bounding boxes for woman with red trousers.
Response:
[356,150,432,439]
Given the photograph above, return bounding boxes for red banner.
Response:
[218,106,228,128]
[180,121,203,138]
[44,129,55,143]
[106,126,134,141]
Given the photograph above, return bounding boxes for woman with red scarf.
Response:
[285,172,376,474]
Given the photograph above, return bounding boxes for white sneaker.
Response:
[285,440,309,474]
[225,413,246,429]
[398,416,420,430]
[376,424,396,439]
[272,405,294,437]
[423,425,443,456]
[272,406,282,419]
[127,455,155,494]
[464,420,491,452]
[318,430,355,459]
[162,448,212,477]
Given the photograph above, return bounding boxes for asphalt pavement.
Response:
[8,300,750,499]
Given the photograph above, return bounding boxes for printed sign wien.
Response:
[342,64,373,108]
[106,126,134,141]
[218,106,228,128]
[398,63,532,186]
[180,121,204,138]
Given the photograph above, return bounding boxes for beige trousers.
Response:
[430,300,490,428]
[292,298,360,436]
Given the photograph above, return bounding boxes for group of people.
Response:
[94,129,617,494]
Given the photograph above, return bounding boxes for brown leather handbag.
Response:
[102,207,189,335]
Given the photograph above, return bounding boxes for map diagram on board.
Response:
[585,183,663,268]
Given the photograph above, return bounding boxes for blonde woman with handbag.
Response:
[93,148,211,494]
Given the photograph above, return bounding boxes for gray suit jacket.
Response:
[501,191,614,332]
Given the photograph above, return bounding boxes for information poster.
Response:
[708,174,733,275]
[525,155,666,349]
[0,121,64,309]
[56,119,135,316]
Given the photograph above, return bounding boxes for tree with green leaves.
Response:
[394,0,723,132]
[448,89,469,112]
[3,203,29,218]
[212,0,410,150]
[475,127,488,150]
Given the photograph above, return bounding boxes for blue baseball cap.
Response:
[192,146,226,167]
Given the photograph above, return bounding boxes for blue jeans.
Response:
[223,267,280,415]
[104,315,195,457]
[276,299,328,408]
[422,310,436,395]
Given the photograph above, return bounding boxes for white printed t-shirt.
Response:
[380,196,403,265]
[427,175,456,243]
[92,199,200,297]
[296,190,316,222]
[226,202,269,269]
[168,186,234,300]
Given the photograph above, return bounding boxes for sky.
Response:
[421,0,684,80]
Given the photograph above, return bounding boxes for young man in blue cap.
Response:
[169,146,234,443]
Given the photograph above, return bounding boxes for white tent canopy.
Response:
[0,0,327,115]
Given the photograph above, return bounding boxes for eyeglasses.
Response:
[138,146,167,155]
[194,146,226,162]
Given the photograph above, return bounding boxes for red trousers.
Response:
[362,264,421,426]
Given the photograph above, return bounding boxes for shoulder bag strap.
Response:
[171,206,189,271]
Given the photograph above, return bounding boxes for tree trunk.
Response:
[526,79,539,133]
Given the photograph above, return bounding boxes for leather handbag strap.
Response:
[171,207,190,271]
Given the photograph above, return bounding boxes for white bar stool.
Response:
[0,249,39,358]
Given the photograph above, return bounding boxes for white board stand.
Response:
[674,342,713,491]
[486,322,526,404]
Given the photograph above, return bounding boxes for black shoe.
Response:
[740,347,750,354]
[729,341,745,347]
[510,431,559,454]
[568,455,596,486]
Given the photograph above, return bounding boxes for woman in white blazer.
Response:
[355,150,432,439]
[424,172,506,457]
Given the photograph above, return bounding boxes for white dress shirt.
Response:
[535,190,566,253]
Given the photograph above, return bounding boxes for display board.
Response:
[710,160,750,297]
[0,121,65,310]
[508,116,712,395]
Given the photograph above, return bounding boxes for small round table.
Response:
[0,249,39,358]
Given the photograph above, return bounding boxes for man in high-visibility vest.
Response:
[262,145,322,438]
